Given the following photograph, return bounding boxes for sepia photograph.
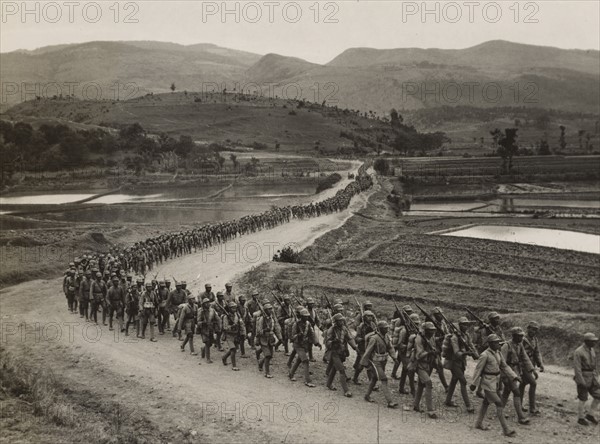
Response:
[0,1,599,443]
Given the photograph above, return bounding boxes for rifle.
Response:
[466,307,505,343]
[214,300,234,325]
[438,311,478,357]
[323,293,334,311]
[414,302,444,334]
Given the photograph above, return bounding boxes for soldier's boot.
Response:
[140,321,146,339]
[438,367,449,391]
[308,347,315,362]
[136,320,140,338]
[409,373,416,396]
[382,381,395,406]
[460,384,474,412]
[182,334,189,350]
[258,357,264,371]
[289,358,301,380]
[302,361,311,384]
[339,370,350,394]
[239,341,246,357]
[255,348,261,361]
[284,341,289,355]
[201,346,205,358]
[498,407,516,436]
[326,368,336,389]
[109,317,114,331]
[474,403,489,429]
[529,389,538,414]
[222,350,231,365]
[189,336,197,355]
[216,333,223,351]
[413,382,424,411]
[514,397,529,424]
[264,357,272,377]
[364,376,376,402]
[205,345,212,363]
[352,368,362,385]
[149,322,157,341]
[287,350,296,368]
[424,381,435,414]
[102,308,107,325]
[230,351,237,370]
[445,378,458,406]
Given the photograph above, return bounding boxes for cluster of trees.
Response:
[315,172,342,193]
[388,109,449,156]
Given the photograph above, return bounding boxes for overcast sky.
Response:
[1,1,599,63]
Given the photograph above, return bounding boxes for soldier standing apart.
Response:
[107,276,126,332]
[573,332,600,426]
[471,334,518,437]
[221,301,246,371]
[444,317,478,412]
[288,308,322,387]
[256,304,282,378]
[521,321,544,415]
[139,282,158,342]
[412,322,439,418]
[361,320,399,408]
[500,327,534,425]
[178,294,198,356]
[198,298,220,363]
[325,313,358,397]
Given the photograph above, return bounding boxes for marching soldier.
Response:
[353,301,373,328]
[476,312,505,353]
[500,327,534,425]
[573,332,599,426]
[353,310,377,385]
[221,301,246,371]
[521,321,544,415]
[200,283,216,303]
[198,298,221,363]
[89,272,107,324]
[125,277,142,337]
[78,269,92,320]
[224,282,235,302]
[178,294,198,355]
[156,281,170,335]
[391,304,413,380]
[65,269,77,313]
[412,322,439,418]
[325,313,358,397]
[167,281,187,338]
[107,276,126,332]
[245,292,260,349]
[256,303,282,378]
[444,317,478,412]
[305,298,320,361]
[361,320,399,408]
[236,294,249,358]
[139,282,158,342]
[431,307,450,391]
[400,313,420,395]
[288,308,321,387]
[214,292,227,351]
[276,295,292,355]
[472,334,519,437]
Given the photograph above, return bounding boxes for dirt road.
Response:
[1,177,599,443]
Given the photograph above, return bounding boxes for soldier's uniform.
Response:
[156,281,170,334]
[255,304,282,378]
[221,302,246,370]
[352,311,376,384]
[500,327,533,424]
[573,333,600,425]
[65,271,77,313]
[89,274,107,324]
[139,283,158,341]
[197,300,221,363]
[78,271,92,320]
[360,321,398,408]
[178,296,198,355]
[107,277,126,332]
[276,299,292,354]
[125,280,142,337]
[325,314,357,397]
[167,284,187,338]
[520,321,544,414]
[288,309,320,386]
[443,317,478,411]
[412,323,438,417]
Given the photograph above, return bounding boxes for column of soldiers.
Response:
[62,167,374,291]
[60,270,600,435]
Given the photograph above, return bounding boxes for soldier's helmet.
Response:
[409,313,420,323]
[112,277,119,282]
[488,312,500,320]
[333,303,344,311]
[228,302,237,308]
[217,291,224,297]
[583,332,599,342]
[423,322,436,331]
[202,298,210,305]
[432,307,443,314]
[252,291,259,297]
[487,334,502,343]
[225,283,232,288]
[300,308,310,317]
[205,283,212,288]
[364,300,373,307]
[145,282,153,288]
[402,304,413,314]
[136,277,144,284]
[363,310,375,318]
[181,280,187,285]
[263,303,273,310]
[95,272,102,278]
[510,326,525,336]
[175,281,182,287]
[377,320,389,329]
[85,269,92,275]
[527,321,540,329]
[283,295,291,301]
[159,281,165,286]
[332,313,345,322]
[457,316,471,325]
[306,298,315,305]
[188,294,196,301]
[238,295,246,301]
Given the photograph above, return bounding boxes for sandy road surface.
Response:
[1,175,599,443]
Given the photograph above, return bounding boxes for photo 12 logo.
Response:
[1,1,140,24]
[201,1,340,24]
[1,81,140,104]
[401,1,540,24]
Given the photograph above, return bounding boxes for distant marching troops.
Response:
[60,168,599,435]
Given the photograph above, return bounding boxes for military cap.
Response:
[377,320,389,329]
[423,321,436,331]
[488,312,500,320]
[175,281,182,286]
[333,304,344,311]
[527,321,540,329]
[364,300,373,307]
[120,270,126,275]
[252,291,259,296]
[145,282,152,287]
[363,310,375,317]
[202,298,210,304]
[180,280,187,285]
[205,283,212,287]
[74,258,81,263]
[402,305,413,313]
[300,308,310,317]
[69,262,75,267]
[583,332,599,341]
[457,316,471,325]
[159,280,165,286]
[216,291,224,297]
[95,272,102,278]
[263,303,273,310]
[306,298,315,304]
[238,295,246,300]
[188,294,196,300]
[228,301,238,308]
[112,277,119,282]
[332,313,345,322]
[510,327,525,336]
[283,295,291,301]
[225,283,232,287]
[334,299,343,305]
[136,277,144,283]
[487,334,501,343]
[165,279,171,283]
[409,313,420,323]
[432,307,443,314]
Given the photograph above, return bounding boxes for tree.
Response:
[229,153,238,171]
[491,128,519,173]
[170,83,176,93]
[373,158,390,176]
[559,125,567,152]
[538,138,551,155]
[390,108,403,130]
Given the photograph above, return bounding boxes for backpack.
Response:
[441,334,453,359]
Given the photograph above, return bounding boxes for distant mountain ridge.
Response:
[2,40,598,114]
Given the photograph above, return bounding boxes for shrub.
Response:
[316,172,342,193]
[273,246,302,263]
